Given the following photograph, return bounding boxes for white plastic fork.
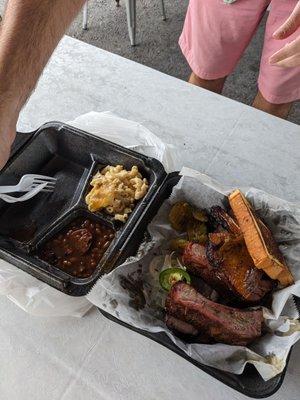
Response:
[0,174,56,194]
[0,182,50,203]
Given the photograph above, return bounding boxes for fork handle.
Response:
[0,185,19,194]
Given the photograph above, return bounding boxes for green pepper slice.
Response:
[159,268,191,291]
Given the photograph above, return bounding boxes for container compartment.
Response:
[0,126,91,245]
[0,208,118,296]
[35,208,116,278]
[80,159,151,227]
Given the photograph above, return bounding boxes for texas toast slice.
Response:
[228,189,294,287]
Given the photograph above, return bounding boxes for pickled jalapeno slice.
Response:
[159,268,191,291]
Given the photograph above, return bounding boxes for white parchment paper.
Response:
[87,167,300,380]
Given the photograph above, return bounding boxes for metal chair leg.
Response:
[161,0,166,21]
[125,0,136,46]
[82,1,88,30]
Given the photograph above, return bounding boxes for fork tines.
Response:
[31,176,57,192]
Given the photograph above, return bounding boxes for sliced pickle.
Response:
[169,238,189,251]
[169,202,193,231]
[187,220,208,243]
[192,208,208,223]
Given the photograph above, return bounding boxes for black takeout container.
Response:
[2,124,298,397]
[0,122,166,295]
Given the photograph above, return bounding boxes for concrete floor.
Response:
[1,0,299,124]
[68,0,300,124]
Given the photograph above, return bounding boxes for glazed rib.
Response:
[166,282,263,346]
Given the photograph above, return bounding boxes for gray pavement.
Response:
[1,0,299,124]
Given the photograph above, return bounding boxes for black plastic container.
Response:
[0,122,166,295]
[2,125,298,397]
[98,173,299,399]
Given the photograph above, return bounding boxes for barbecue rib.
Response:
[209,206,241,236]
[166,282,263,345]
[182,239,273,304]
[165,315,199,336]
[165,314,213,343]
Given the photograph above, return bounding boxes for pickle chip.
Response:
[169,202,193,231]
[169,238,189,251]
[192,209,208,223]
[187,220,208,243]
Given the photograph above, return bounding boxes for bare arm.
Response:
[0,0,85,168]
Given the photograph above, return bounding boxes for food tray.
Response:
[2,127,298,396]
[99,173,299,398]
[0,122,166,295]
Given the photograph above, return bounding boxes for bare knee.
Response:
[188,72,226,94]
[253,91,292,119]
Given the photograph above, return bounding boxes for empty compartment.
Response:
[0,126,93,243]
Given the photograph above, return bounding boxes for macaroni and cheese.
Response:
[85,165,149,222]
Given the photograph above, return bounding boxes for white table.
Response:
[1,36,300,400]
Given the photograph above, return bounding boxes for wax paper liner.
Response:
[87,167,300,380]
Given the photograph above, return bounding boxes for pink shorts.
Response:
[179,0,300,104]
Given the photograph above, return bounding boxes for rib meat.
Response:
[165,315,199,336]
[166,282,263,346]
[165,315,213,343]
[182,240,273,304]
[209,206,241,235]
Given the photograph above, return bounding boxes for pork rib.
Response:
[165,315,199,336]
[165,315,213,343]
[182,241,273,304]
[209,206,241,236]
[166,282,263,346]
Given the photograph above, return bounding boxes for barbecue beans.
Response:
[38,218,115,278]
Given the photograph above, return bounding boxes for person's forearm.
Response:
[0,0,85,119]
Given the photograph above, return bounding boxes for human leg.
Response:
[179,0,270,93]
[188,73,226,94]
[253,90,292,118]
[256,0,300,116]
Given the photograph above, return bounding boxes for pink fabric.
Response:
[179,0,300,104]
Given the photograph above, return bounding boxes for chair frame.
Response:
[82,0,166,46]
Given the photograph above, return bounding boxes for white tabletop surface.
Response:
[1,36,300,400]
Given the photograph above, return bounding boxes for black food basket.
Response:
[99,173,299,399]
